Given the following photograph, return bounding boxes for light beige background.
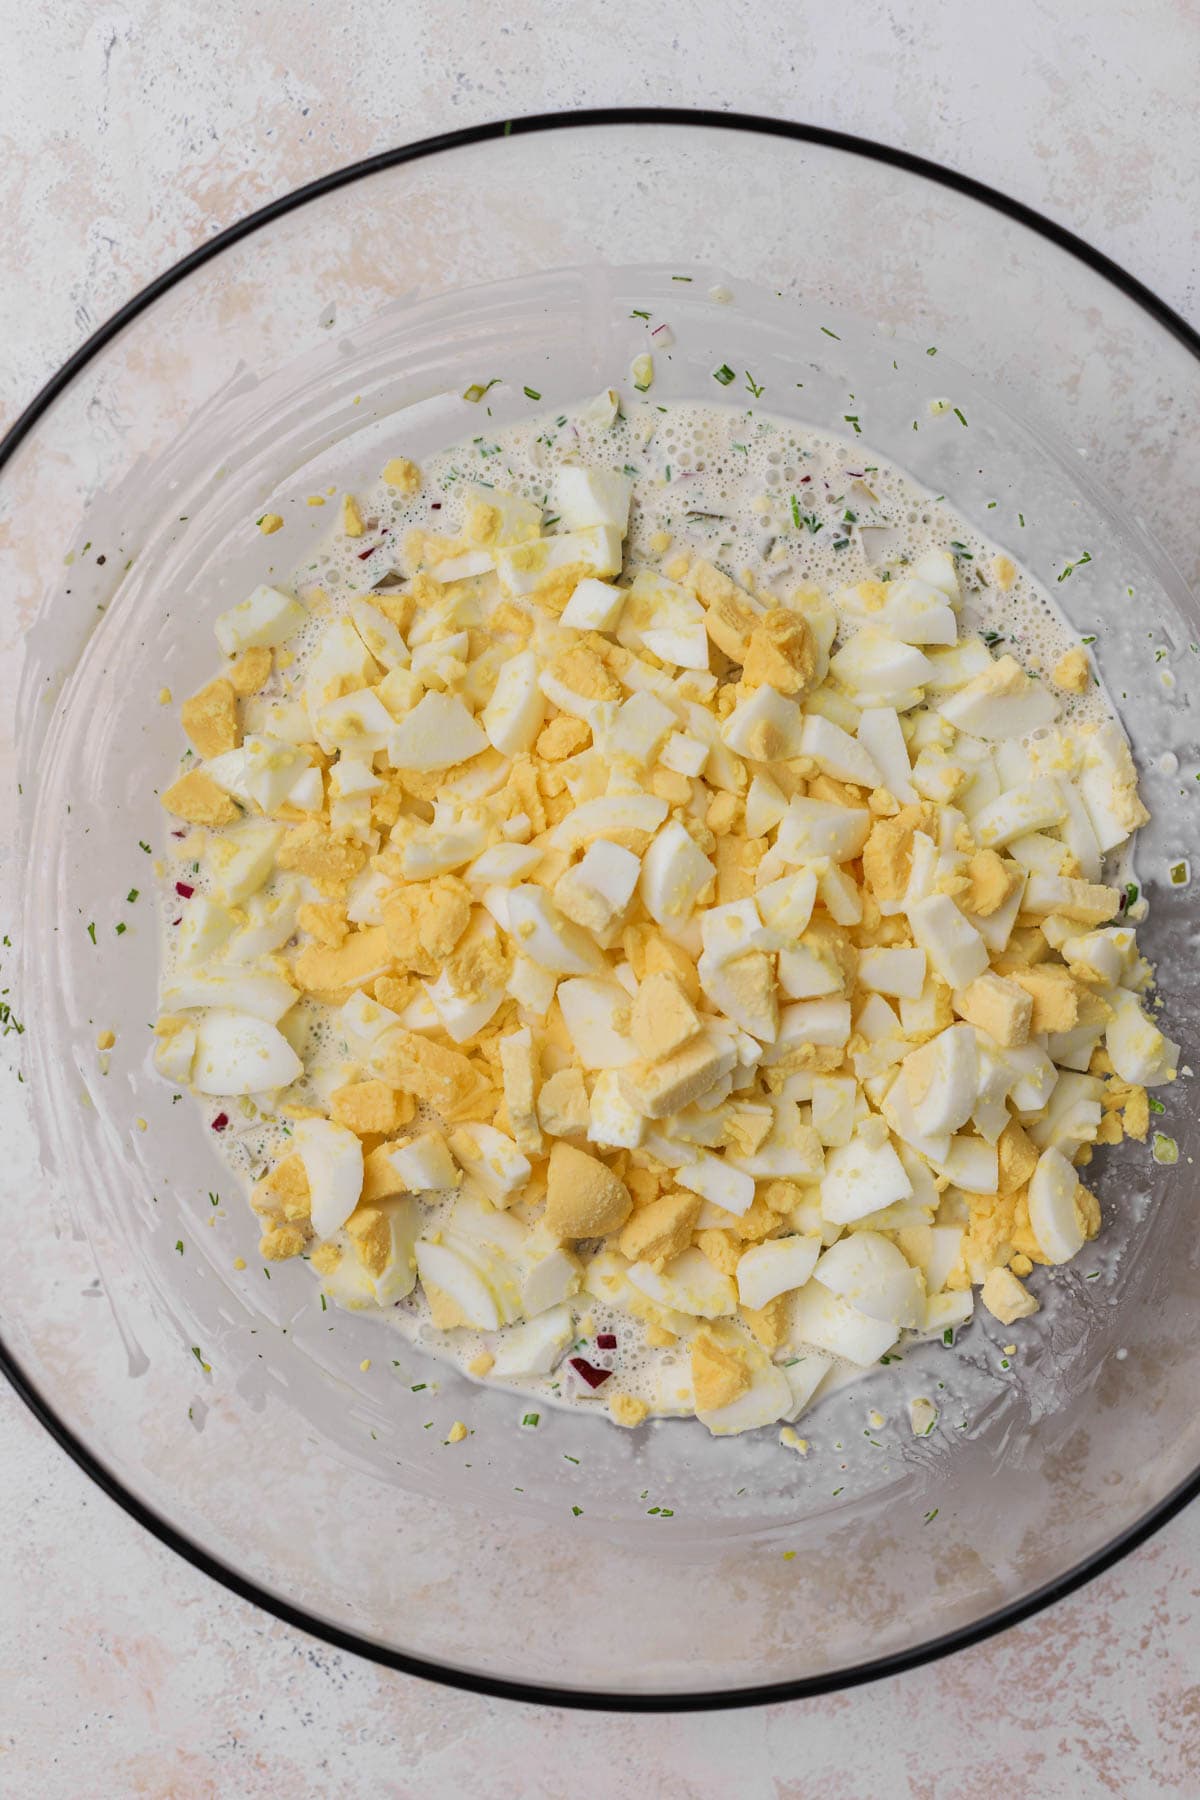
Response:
[3,2,1199,1794]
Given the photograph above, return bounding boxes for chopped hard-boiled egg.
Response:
[153,395,1168,1438]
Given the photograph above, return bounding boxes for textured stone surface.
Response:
[4,1,1200,1793]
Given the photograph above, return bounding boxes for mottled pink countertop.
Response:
[3,2,1200,1793]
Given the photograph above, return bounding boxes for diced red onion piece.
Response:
[175,882,194,898]
[596,1333,617,1350]
[568,1357,612,1390]
[211,1113,229,1132]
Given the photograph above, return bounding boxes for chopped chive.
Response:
[1057,550,1092,583]
[843,414,861,434]
[1153,1132,1179,1165]
[126,888,140,903]
[1149,1097,1165,1113]
[953,407,968,427]
[522,386,542,400]
[924,1508,939,1525]
[521,1411,540,1428]
[115,922,127,935]
[820,325,841,339]
[942,1327,954,1346]
[745,371,764,399]
[630,309,650,319]
[571,1505,584,1516]
[713,364,736,386]
[86,921,96,944]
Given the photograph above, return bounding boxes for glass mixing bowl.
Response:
[2,112,1199,1710]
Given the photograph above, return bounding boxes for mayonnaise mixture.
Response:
[152,392,1176,1437]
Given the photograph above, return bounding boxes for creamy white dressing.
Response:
[160,397,1127,1428]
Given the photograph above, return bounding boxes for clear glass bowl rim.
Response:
[4,105,1200,1713]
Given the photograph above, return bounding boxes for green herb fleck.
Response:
[713,364,736,386]
[1153,1132,1179,1165]
[844,414,861,434]
[924,1508,939,1525]
[175,1240,184,1254]
[115,922,127,936]
[462,379,500,404]
[942,1327,954,1346]
[926,346,938,356]
[126,888,140,904]
[1149,1097,1165,1114]
[953,407,968,427]
[630,309,651,320]
[522,1411,540,1428]
[319,1293,327,1311]
[820,326,841,340]
[1057,550,1093,583]
[522,386,542,401]
[571,1505,584,1516]
[563,1453,580,1465]
[86,921,96,944]
[745,371,764,399]
[190,1345,210,1371]
[139,840,151,853]
[1124,882,1139,909]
